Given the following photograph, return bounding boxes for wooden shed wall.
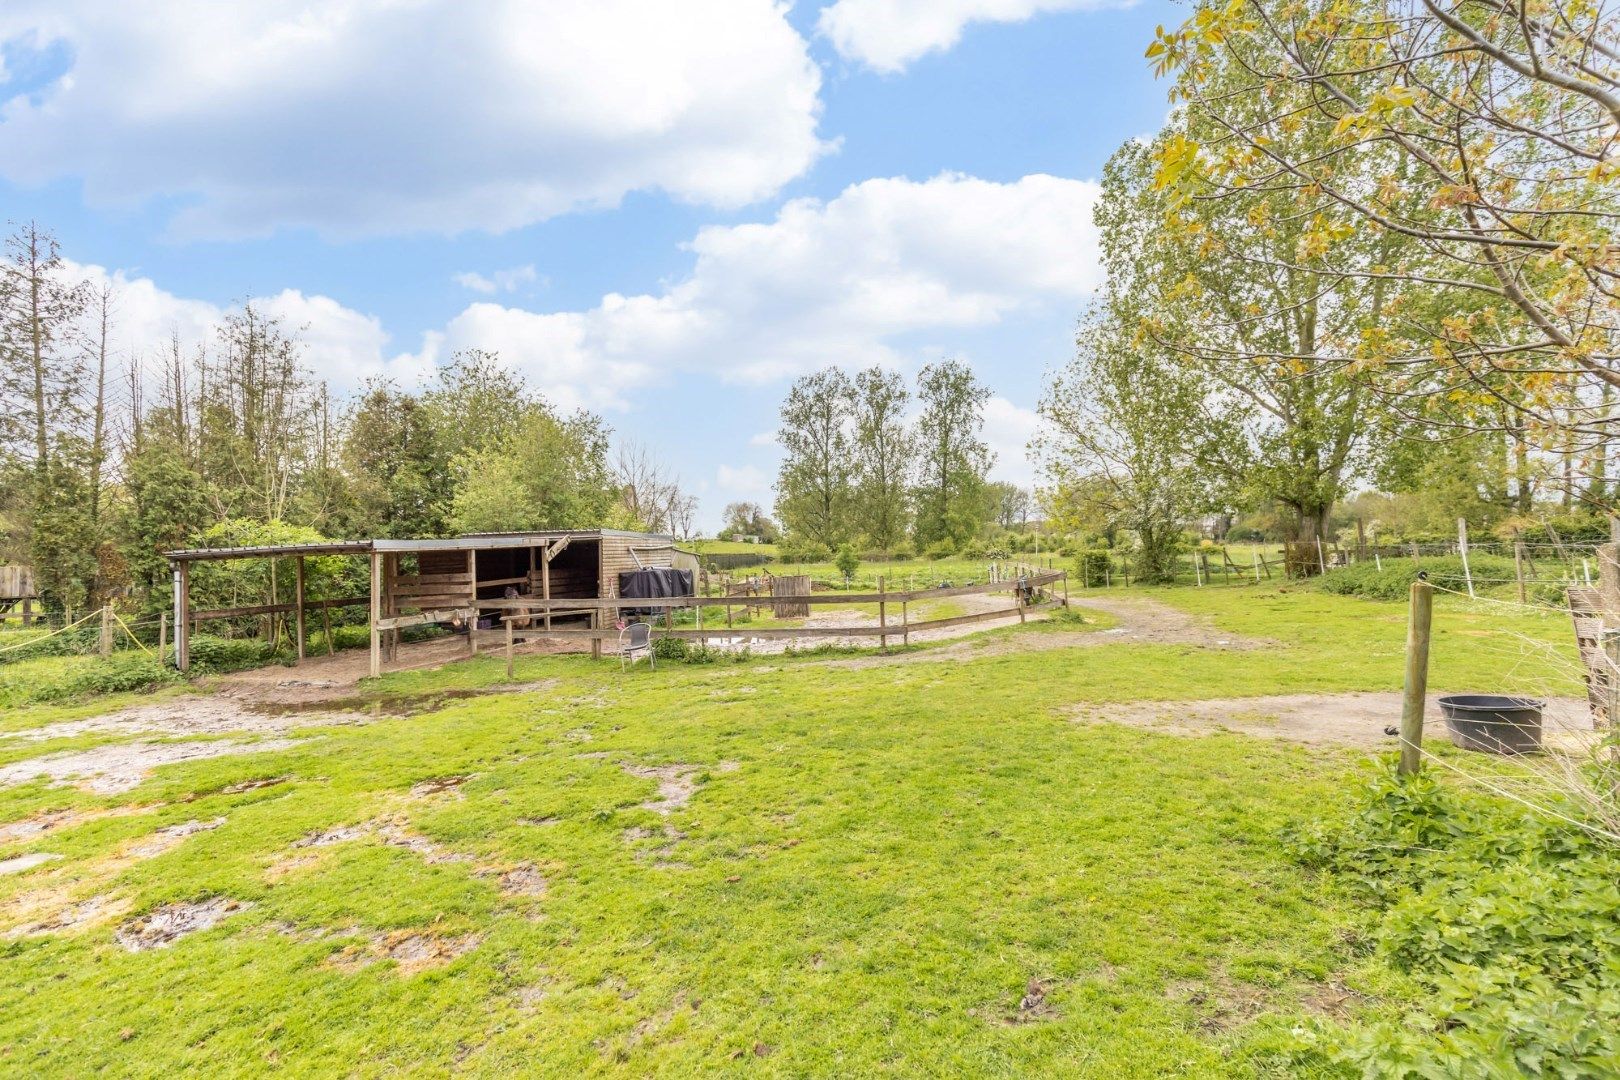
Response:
[600,536,675,598]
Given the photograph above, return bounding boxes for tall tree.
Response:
[849,367,913,553]
[774,368,856,550]
[912,359,993,548]
[1149,0,1620,508]
[1036,305,1203,582]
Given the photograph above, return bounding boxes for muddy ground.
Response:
[1071,692,1593,751]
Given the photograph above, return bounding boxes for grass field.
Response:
[0,586,1589,1076]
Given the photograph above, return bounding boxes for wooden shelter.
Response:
[0,565,37,625]
[164,530,679,676]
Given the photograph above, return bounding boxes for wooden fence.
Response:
[495,568,1069,675]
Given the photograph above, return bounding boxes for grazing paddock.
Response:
[0,586,1583,1076]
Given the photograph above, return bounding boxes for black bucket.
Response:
[1438,695,1544,755]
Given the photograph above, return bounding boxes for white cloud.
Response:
[818,0,1124,72]
[0,1,827,237]
[715,463,773,504]
[748,431,779,448]
[67,261,429,396]
[453,265,541,295]
[63,171,1099,426]
[452,172,1101,398]
[983,395,1042,489]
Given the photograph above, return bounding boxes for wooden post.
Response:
[1252,551,1261,584]
[1457,517,1475,598]
[20,597,32,627]
[542,545,553,630]
[1399,580,1434,777]
[1315,536,1327,575]
[1375,552,1383,572]
[294,555,306,663]
[878,576,887,652]
[1061,570,1069,608]
[369,551,382,679]
[322,600,335,656]
[158,613,167,667]
[1513,539,1527,604]
[175,562,191,672]
[591,612,602,660]
[902,598,910,645]
[1410,541,1420,565]
[99,605,112,658]
[506,618,515,681]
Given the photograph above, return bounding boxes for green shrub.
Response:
[1286,767,1620,1075]
[1314,555,1516,601]
[652,636,690,660]
[924,539,957,560]
[834,544,860,582]
[1073,549,1113,585]
[887,546,914,562]
[186,634,277,673]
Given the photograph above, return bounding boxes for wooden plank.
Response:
[391,573,472,586]
[191,595,371,622]
[376,608,476,631]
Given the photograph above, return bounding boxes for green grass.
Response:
[0,586,1588,1075]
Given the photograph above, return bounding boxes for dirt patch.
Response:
[1,697,355,744]
[0,852,61,874]
[1,814,229,938]
[1166,973,1271,1033]
[377,818,473,864]
[0,804,157,844]
[410,775,471,798]
[0,737,306,795]
[621,761,738,814]
[294,823,371,848]
[5,892,131,938]
[496,864,548,896]
[125,817,225,858]
[115,897,251,951]
[1071,692,1592,750]
[623,824,689,868]
[320,929,483,976]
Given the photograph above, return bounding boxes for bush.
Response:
[924,539,957,560]
[1314,554,1516,601]
[887,546,914,562]
[778,538,831,564]
[1285,767,1620,1075]
[186,634,278,673]
[834,544,860,582]
[1073,549,1113,585]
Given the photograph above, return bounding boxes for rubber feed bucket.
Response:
[1438,695,1544,755]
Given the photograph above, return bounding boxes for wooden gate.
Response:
[772,575,811,618]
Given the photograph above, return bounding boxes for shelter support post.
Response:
[175,562,191,672]
[294,556,306,663]
[369,551,382,679]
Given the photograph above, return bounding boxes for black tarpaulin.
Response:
[617,568,694,616]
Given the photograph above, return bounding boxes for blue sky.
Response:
[0,0,1175,531]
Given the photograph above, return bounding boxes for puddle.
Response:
[115,898,251,951]
[248,681,558,719]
